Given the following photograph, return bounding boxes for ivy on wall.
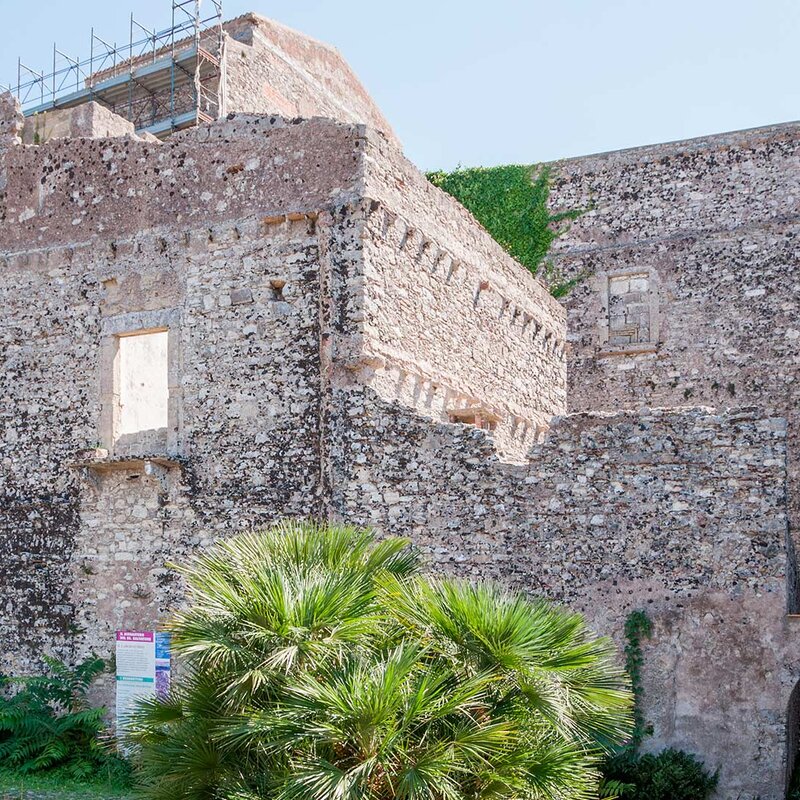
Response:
[426,164,585,297]
[623,609,654,748]
[599,610,719,800]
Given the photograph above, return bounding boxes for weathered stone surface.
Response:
[21,102,137,144]
[353,129,567,460]
[0,113,567,673]
[80,12,397,146]
[0,114,363,251]
[0,91,23,146]
[223,13,398,147]
[547,120,800,798]
[1,18,797,800]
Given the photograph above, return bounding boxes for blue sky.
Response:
[1,0,798,170]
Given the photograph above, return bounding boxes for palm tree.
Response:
[127,520,632,800]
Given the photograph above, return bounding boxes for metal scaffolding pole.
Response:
[6,0,225,138]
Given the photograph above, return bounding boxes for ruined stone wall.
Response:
[350,131,566,459]
[541,121,800,797]
[0,113,363,251]
[0,218,327,671]
[0,92,23,146]
[329,386,791,798]
[1,102,566,670]
[79,12,394,142]
[21,102,137,145]
[1,91,797,798]
[0,112,369,673]
[547,123,800,604]
[223,14,398,146]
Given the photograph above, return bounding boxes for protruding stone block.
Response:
[22,102,136,144]
[0,91,23,146]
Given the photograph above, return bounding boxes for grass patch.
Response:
[0,770,132,800]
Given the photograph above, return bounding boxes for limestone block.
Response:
[0,91,23,146]
[22,102,135,144]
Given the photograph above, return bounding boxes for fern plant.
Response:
[597,613,718,800]
[601,748,718,800]
[598,777,637,799]
[0,655,125,781]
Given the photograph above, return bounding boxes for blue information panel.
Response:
[116,630,171,739]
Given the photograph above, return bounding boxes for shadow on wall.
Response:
[788,682,800,798]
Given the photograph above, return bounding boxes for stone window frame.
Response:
[99,309,184,457]
[596,267,660,356]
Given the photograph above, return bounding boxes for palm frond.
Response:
[132,522,632,800]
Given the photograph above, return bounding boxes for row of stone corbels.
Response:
[369,201,567,359]
[0,92,23,147]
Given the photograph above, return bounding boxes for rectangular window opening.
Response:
[117,330,169,438]
[448,408,498,432]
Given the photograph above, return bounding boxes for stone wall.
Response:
[0,92,23,146]
[545,120,800,797]
[223,14,398,146]
[0,107,565,662]
[0,214,329,667]
[328,385,790,797]
[353,131,566,459]
[21,102,137,145]
[0,114,363,252]
[75,12,395,143]
[0,114,372,674]
[547,124,800,598]
[1,90,797,798]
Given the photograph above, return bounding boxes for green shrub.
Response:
[601,748,718,800]
[127,520,633,800]
[0,655,129,784]
[427,164,585,296]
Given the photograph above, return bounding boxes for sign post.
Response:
[115,630,171,738]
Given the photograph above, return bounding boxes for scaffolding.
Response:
[2,0,225,138]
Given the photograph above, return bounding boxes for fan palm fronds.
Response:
[128,520,632,800]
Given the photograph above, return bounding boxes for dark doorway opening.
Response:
[787,682,800,798]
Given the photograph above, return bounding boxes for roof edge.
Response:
[550,118,800,167]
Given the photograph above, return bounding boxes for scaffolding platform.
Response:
[4,0,225,138]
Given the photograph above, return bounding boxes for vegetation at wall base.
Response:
[0,767,133,799]
[127,519,633,800]
[596,610,718,800]
[622,609,653,749]
[600,748,718,800]
[0,656,130,788]
[427,164,585,296]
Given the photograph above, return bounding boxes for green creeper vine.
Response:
[426,164,586,297]
[623,609,654,749]
[600,611,719,799]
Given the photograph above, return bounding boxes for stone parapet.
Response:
[21,103,137,144]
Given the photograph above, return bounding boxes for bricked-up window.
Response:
[117,330,169,436]
[607,273,651,345]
